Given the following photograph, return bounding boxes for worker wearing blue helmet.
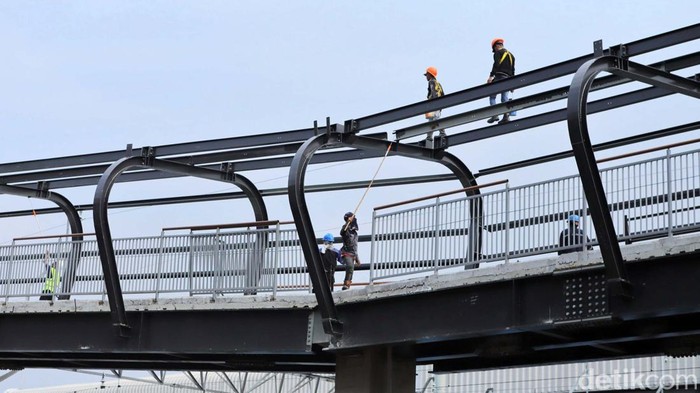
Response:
[317,233,341,292]
[558,214,593,255]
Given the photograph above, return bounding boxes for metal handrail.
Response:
[162,220,294,232]
[13,233,97,241]
[597,137,700,163]
[374,180,508,211]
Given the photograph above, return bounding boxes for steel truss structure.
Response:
[0,23,698,373]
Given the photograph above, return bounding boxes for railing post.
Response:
[370,209,377,284]
[213,227,221,300]
[582,189,589,251]
[433,197,441,275]
[272,223,280,298]
[666,148,674,237]
[188,230,194,296]
[154,230,165,302]
[504,183,510,263]
[4,241,17,303]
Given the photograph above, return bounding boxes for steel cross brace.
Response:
[567,55,700,299]
[93,149,268,336]
[288,129,481,338]
[0,183,85,299]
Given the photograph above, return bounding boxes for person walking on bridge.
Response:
[422,66,447,147]
[486,38,516,124]
[340,212,361,290]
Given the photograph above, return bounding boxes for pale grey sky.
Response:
[1,1,698,390]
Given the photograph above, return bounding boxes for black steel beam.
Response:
[349,23,700,132]
[567,56,632,299]
[6,73,692,194]
[0,308,333,372]
[0,127,321,175]
[567,56,700,299]
[0,174,458,218]
[0,184,84,299]
[2,50,699,193]
[7,116,700,220]
[336,251,700,372]
[393,52,700,140]
[93,153,269,336]
[478,121,700,176]
[0,250,698,372]
[288,133,344,338]
[93,156,146,336]
[618,60,700,98]
[288,130,482,337]
[0,24,697,179]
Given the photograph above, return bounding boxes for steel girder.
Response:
[394,52,700,140]
[288,130,480,338]
[0,250,699,373]
[0,307,334,372]
[0,183,84,299]
[0,127,319,174]
[0,25,696,180]
[332,250,700,373]
[567,55,700,299]
[349,23,700,132]
[93,152,268,336]
[9,118,700,220]
[1,29,698,193]
[7,68,698,194]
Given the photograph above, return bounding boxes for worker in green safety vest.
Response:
[39,252,61,301]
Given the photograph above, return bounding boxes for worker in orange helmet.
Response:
[486,38,516,124]
[422,66,447,147]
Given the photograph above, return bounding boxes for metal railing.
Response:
[0,221,309,302]
[2,148,700,300]
[370,147,700,282]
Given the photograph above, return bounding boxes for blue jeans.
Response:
[489,74,516,116]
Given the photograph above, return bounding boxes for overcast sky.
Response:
[1,1,698,390]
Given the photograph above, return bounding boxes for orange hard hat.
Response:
[424,66,438,78]
[491,38,504,48]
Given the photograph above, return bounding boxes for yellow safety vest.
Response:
[43,266,61,293]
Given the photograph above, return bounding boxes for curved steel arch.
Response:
[567,55,700,299]
[94,155,268,336]
[0,184,84,299]
[288,132,481,337]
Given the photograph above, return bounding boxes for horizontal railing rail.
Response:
[370,146,700,282]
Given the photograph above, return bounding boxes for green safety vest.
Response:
[43,266,61,293]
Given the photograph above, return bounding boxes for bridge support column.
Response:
[335,346,415,393]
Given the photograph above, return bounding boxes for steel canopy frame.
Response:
[567,54,700,299]
[94,151,269,336]
[0,184,84,299]
[288,129,480,338]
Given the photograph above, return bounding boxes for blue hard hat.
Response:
[323,233,334,242]
[568,214,580,222]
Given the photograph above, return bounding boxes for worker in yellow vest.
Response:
[487,38,516,124]
[40,252,61,301]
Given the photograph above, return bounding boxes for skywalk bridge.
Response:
[0,23,699,392]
